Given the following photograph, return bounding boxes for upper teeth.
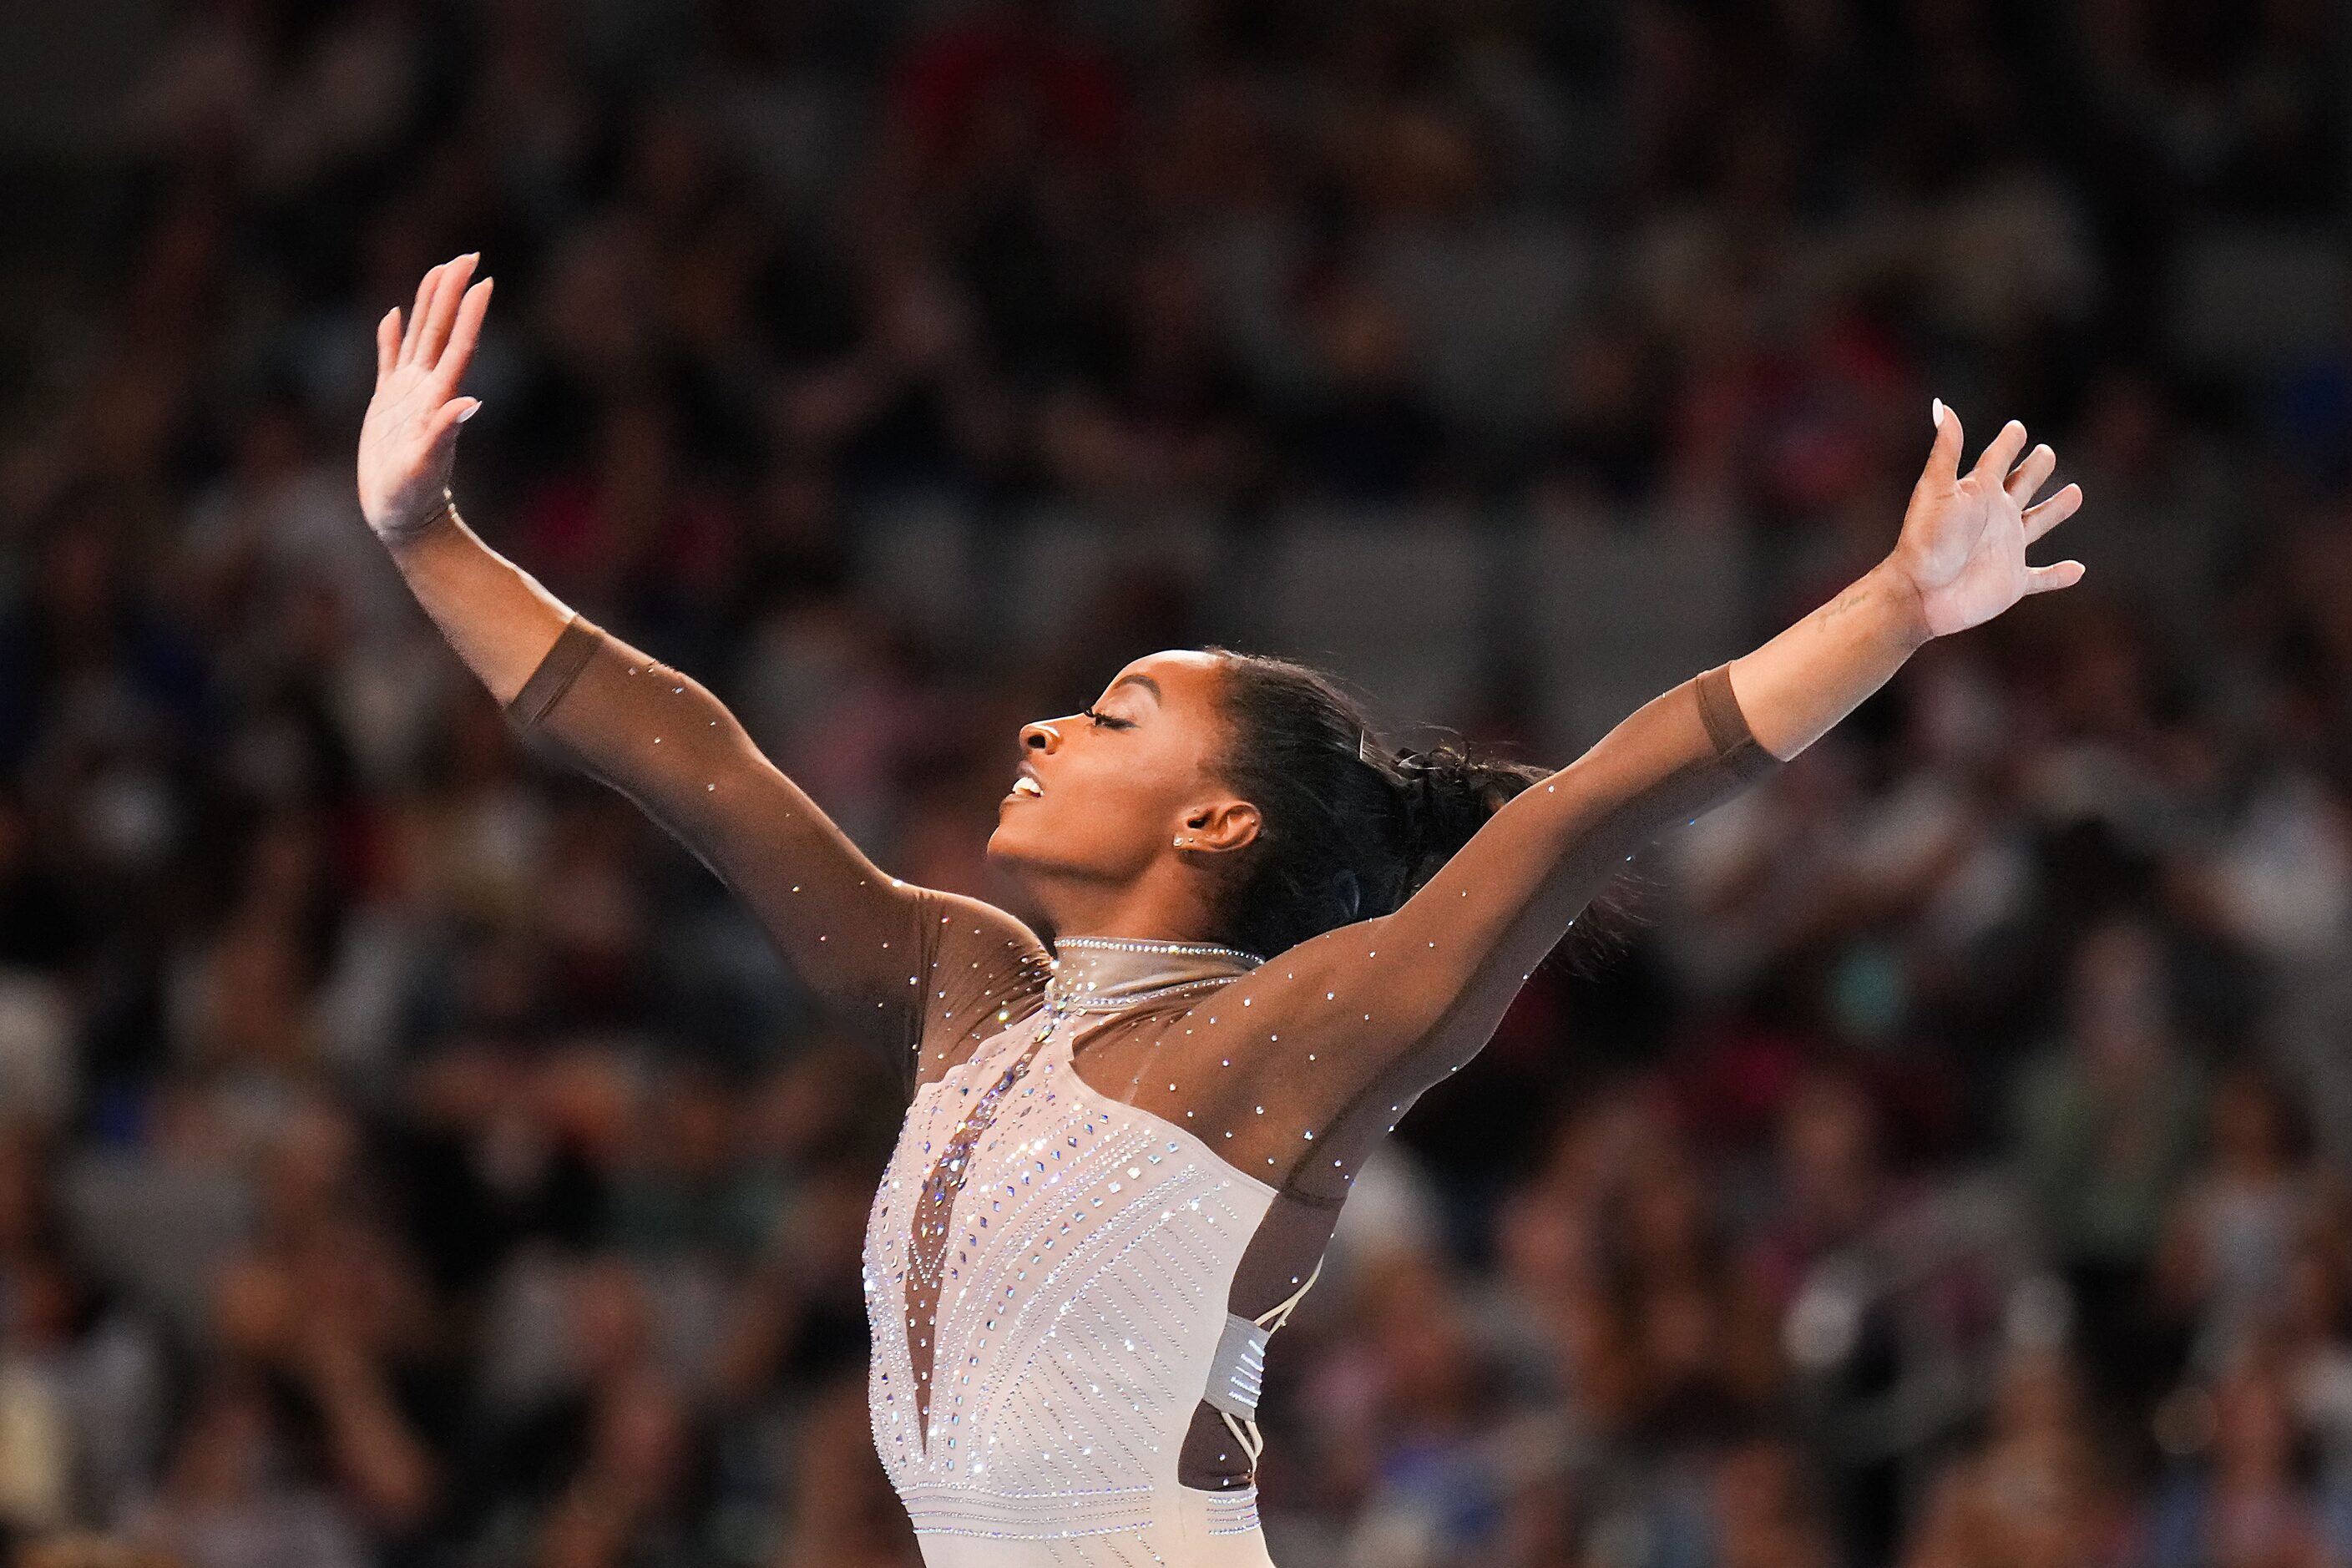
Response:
[1013,776,1043,797]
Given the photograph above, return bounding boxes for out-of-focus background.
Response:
[0,1,2349,1565]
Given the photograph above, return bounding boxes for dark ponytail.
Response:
[1204,648,1630,963]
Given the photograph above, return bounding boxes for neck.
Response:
[1028,863,1227,951]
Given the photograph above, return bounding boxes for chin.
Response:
[988,795,1063,857]
[984,820,1034,868]
[984,820,1110,888]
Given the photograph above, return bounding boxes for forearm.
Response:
[1727,559,1933,761]
[498,614,1051,1066]
[384,501,570,706]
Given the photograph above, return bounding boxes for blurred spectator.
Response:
[2161,1068,2319,1377]
[2142,1361,2339,1568]
[126,1375,368,1568]
[2014,918,2208,1415]
[1905,1348,2131,1568]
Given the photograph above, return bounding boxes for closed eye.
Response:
[1082,707,1135,730]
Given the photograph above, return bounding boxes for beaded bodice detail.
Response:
[903,942,1256,1305]
[862,938,1282,1542]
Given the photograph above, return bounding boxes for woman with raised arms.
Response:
[357,255,2085,1566]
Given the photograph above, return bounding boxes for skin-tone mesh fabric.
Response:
[505,612,1781,1514]
[508,613,1053,1096]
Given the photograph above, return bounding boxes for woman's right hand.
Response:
[357,254,493,546]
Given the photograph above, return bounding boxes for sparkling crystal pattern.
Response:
[865,995,1282,1563]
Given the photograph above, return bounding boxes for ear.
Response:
[1173,797,1260,856]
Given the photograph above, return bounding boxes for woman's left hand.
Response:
[1884,401,2086,640]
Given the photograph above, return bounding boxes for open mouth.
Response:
[1009,775,1044,798]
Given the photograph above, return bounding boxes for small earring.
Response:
[1174,836,1189,848]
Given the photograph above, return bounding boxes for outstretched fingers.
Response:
[1971,419,2030,488]
[2025,559,2086,594]
[2024,482,2083,543]
[2005,443,2056,508]
[398,265,441,365]
[375,308,400,385]
[414,254,479,370]
[420,395,483,457]
[1922,398,1965,490]
[428,277,493,397]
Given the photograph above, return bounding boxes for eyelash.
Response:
[1082,707,1133,730]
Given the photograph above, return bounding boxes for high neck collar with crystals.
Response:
[1044,934,1263,1013]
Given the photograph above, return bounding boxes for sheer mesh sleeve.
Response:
[1110,664,1780,1206]
[503,614,1049,1093]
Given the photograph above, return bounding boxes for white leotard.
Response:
[862,943,1285,1566]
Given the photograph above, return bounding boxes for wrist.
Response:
[377,492,458,554]
[1864,558,1935,653]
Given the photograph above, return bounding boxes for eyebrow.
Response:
[1108,674,1163,702]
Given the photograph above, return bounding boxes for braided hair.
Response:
[1203,648,1630,964]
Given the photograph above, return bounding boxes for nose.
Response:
[1020,720,1063,753]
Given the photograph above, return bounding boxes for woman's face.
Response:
[986,650,1259,900]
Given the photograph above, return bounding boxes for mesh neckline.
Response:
[1045,934,1262,1013]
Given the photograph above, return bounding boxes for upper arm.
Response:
[1357,665,1776,1060]
[507,615,1045,1066]
[1182,667,1778,1189]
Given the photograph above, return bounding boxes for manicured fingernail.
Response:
[458,402,482,422]
[1931,397,1945,427]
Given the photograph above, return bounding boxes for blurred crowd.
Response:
[2,0,2351,1565]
